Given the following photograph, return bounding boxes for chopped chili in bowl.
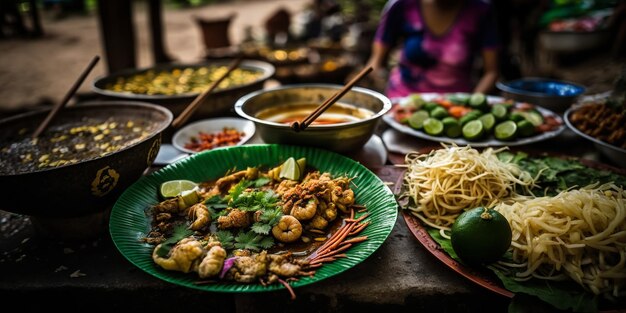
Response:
[183,127,245,152]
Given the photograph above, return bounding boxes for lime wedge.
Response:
[522,110,544,127]
[516,120,535,137]
[423,118,444,136]
[279,157,301,180]
[462,120,484,140]
[408,110,430,129]
[479,113,496,133]
[491,104,508,121]
[495,120,518,141]
[160,179,198,199]
[442,117,461,138]
[296,157,307,174]
[430,106,449,119]
[469,93,488,111]
[177,189,200,209]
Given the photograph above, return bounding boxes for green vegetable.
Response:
[155,224,194,257]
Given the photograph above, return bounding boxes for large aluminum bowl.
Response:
[92,59,275,122]
[564,103,626,168]
[234,84,391,153]
[0,101,173,218]
[496,77,586,114]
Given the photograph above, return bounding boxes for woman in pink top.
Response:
[368,0,500,98]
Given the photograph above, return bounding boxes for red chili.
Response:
[184,127,245,152]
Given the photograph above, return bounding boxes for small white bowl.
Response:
[172,117,255,154]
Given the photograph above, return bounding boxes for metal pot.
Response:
[91,60,275,122]
[0,101,172,218]
[234,84,391,153]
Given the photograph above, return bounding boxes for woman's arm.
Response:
[473,49,499,94]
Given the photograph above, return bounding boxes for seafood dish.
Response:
[110,145,397,295]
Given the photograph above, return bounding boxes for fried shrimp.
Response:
[188,203,211,231]
[217,208,251,229]
[291,197,318,221]
[198,245,227,278]
[272,215,303,243]
[152,238,204,273]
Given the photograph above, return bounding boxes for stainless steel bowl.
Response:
[564,105,626,168]
[234,84,392,153]
[92,59,275,122]
[496,77,586,113]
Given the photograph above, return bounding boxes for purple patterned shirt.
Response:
[375,0,499,97]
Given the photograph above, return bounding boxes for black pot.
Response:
[0,101,172,218]
[91,59,275,123]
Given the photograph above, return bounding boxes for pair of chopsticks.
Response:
[171,57,243,129]
[291,65,373,132]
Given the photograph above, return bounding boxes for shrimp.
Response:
[332,187,354,213]
[308,215,328,230]
[153,198,182,213]
[214,167,259,193]
[268,253,311,277]
[227,251,269,283]
[188,203,211,231]
[272,215,303,243]
[290,197,317,221]
[217,208,251,229]
[152,238,204,273]
[198,245,227,278]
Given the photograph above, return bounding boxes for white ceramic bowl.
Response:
[172,117,255,154]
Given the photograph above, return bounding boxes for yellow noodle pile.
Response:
[494,183,626,298]
[402,145,533,231]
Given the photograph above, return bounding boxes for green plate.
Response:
[109,144,398,292]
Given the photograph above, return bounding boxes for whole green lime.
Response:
[451,207,512,265]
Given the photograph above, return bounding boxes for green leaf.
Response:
[492,268,598,313]
[253,177,271,187]
[155,224,194,257]
[215,230,235,250]
[427,228,458,259]
[258,236,275,249]
[251,222,271,235]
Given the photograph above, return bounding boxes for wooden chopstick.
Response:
[32,55,100,138]
[171,57,243,129]
[292,65,373,132]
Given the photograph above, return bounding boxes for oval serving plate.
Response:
[109,144,398,293]
[172,117,256,154]
[383,93,565,148]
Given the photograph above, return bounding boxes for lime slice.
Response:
[522,110,544,127]
[177,189,200,209]
[446,93,470,105]
[442,117,461,138]
[509,112,526,122]
[423,118,444,136]
[430,106,449,120]
[423,102,440,112]
[469,93,488,111]
[408,110,430,129]
[160,179,198,198]
[296,157,307,174]
[516,120,535,137]
[495,120,518,141]
[478,113,496,133]
[491,104,508,121]
[279,157,301,180]
[462,120,485,140]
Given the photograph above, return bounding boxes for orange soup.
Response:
[255,103,374,125]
